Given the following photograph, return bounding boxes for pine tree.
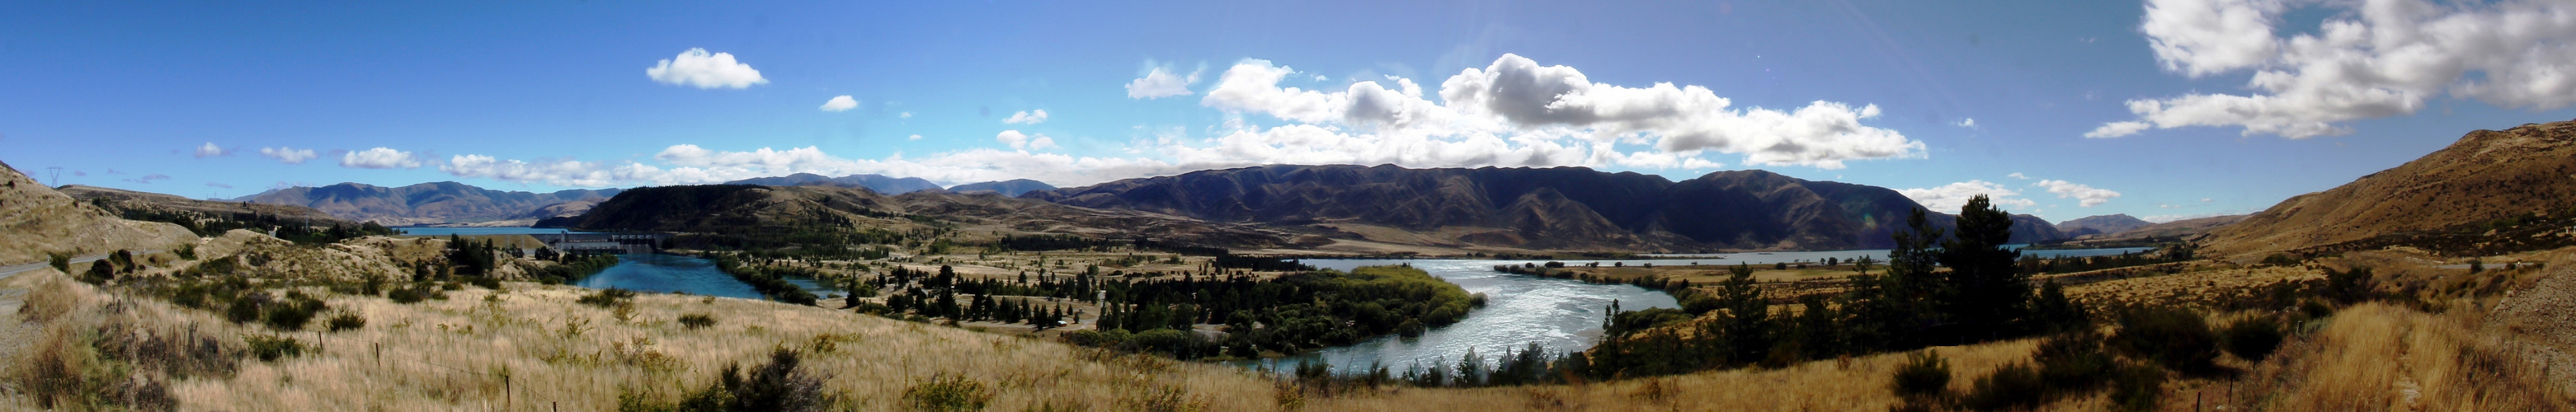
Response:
[1938,194,2032,342]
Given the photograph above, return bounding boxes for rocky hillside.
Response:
[2056,214,2154,237]
[725,173,943,194]
[950,179,1055,196]
[1026,165,2070,251]
[2202,119,2576,258]
[237,181,620,226]
[0,162,195,265]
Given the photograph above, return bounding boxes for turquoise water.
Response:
[572,254,845,301]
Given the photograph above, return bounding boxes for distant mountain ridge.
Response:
[724,173,943,194]
[237,181,621,227]
[949,179,1055,196]
[2056,214,2154,237]
[1025,165,2073,251]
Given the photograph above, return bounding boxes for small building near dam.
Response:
[530,232,671,255]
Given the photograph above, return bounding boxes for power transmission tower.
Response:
[47,166,63,187]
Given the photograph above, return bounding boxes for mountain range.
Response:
[723,173,944,194]
[2056,214,2154,237]
[1024,165,2075,251]
[546,184,1288,249]
[234,182,621,227]
[949,179,1057,196]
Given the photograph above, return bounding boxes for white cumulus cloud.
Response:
[258,147,318,164]
[1899,180,2038,212]
[996,130,1057,151]
[341,147,424,169]
[1198,54,1922,169]
[442,155,620,187]
[2033,180,2122,207]
[819,96,858,112]
[908,134,924,141]
[1126,66,1199,99]
[646,48,768,89]
[193,143,229,158]
[2099,0,2576,138]
[1002,110,1049,124]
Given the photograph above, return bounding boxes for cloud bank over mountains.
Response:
[412,54,1923,188]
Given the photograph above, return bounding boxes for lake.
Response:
[573,254,845,301]
[397,227,602,236]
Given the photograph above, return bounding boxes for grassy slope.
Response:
[7,236,2574,410]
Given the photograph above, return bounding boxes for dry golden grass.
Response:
[2236,303,2570,410]
[2061,265,2322,311]
[1299,339,2046,411]
[136,280,1295,410]
[15,230,2576,411]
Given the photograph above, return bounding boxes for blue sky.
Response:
[4,0,2571,222]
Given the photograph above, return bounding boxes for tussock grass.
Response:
[5,269,1288,410]
[2240,303,2571,410]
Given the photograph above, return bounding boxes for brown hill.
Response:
[2202,119,2576,258]
[0,162,195,265]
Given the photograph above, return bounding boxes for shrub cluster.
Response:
[678,312,718,330]
[623,349,836,411]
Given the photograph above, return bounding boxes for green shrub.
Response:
[579,288,638,307]
[2107,363,2166,411]
[243,335,307,362]
[2220,316,2285,362]
[903,373,993,411]
[1958,363,2046,411]
[327,312,367,332]
[262,292,327,331]
[47,252,68,273]
[2112,306,2218,372]
[225,296,265,324]
[2032,332,2115,393]
[388,287,425,304]
[678,312,717,329]
[80,260,115,284]
[468,275,501,289]
[1890,350,1952,399]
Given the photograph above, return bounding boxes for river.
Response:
[1233,246,2157,374]
[565,246,2151,375]
[1230,258,1681,375]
